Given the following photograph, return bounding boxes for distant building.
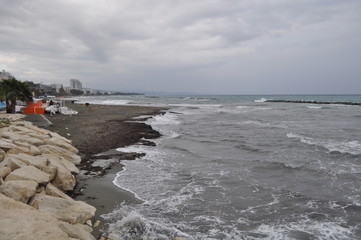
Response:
[52,83,64,93]
[70,79,82,90]
[64,86,72,93]
[83,88,97,95]
[0,70,12,82]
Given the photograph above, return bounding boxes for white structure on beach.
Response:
[70,79,82,90]
[0,70,12,82]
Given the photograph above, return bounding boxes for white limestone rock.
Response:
[59,222,96,240]
[44,137,79,154]
[0,148,5,161]
[0,209,69,240]
[0,166,11,179]
[0,138,17,152]
[0,193,34,210]
[38,145,82,165]
[48,157,76,191]
[45,183,73,201]
[5,153,48,168]
[0,180,38,203]
[5,165,51,184]
[29,194,96,224]
[40,153,79,173]
[19,136,45,146]
[0,157,27,171]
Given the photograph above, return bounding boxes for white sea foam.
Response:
[102,204,191,240]
[251,219,354,240]
[254,98,269,103]
[287,132,361,155]
[147,112,181,126]
[306,105,322,109]
[76,99,131,105]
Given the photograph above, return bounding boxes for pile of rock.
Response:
[0,114,97,240]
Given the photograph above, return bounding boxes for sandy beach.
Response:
[24,102,167,238]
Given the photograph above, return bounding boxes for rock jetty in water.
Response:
[265,99,361,106]
[0,113,97,240]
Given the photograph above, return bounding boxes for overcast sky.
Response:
[1,0,360,94]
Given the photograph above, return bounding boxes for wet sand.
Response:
[24,102,166,238]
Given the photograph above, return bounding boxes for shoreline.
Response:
[25,102,167,239]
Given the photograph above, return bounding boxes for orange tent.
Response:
[22,100,45,114]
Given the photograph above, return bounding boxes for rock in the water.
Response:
[5,166,50,184]
[0,180,38,203]
[29,194,96,224]
[0,209,69,240]
[0,193,34,210]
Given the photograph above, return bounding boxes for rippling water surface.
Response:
[79,95,361,239]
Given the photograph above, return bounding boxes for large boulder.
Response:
[38,145,81,165]
[0,180,38,203]
[1,131,22,141]
[0,138,17,152]
[18,136,45,147]
[5,166,51,184]
[5,153,48,169]
[59,222,96,240]
[45,183,73,201]
[44,137,79,154]
[29,194,96,224]
[3,154,57,179]
[0,193,34,210]
[0,148,5,161]
[0,209,69,240]
[48,157,76,191]
[0,157,27,171]
[41,154,79,173]
[0,166,11,179]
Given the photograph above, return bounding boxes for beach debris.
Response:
[94,220,101,228]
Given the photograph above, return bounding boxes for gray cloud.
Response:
[0,0,360,94]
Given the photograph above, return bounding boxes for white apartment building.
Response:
[70,79,82,90]
[0,70,12,82]
[52,83,64,93]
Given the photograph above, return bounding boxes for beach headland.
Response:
[26,102,167,238]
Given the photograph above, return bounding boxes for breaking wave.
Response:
[287,133,361,155]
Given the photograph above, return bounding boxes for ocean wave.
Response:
[306,105,323,109]
[287,132,361,155]
[102,204,191,240]
[250,219,355,240]
[76,99,132,105]
[254,98,270,103]
[147,113,181,126]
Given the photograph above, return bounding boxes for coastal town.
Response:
[1,70,138,97]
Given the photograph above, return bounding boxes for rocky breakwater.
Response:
[0,114,97,240]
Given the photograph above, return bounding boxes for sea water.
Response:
[78,95,361,239]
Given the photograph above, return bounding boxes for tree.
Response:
[0,77,33,113]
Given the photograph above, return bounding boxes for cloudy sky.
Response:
[1,0,360,94]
